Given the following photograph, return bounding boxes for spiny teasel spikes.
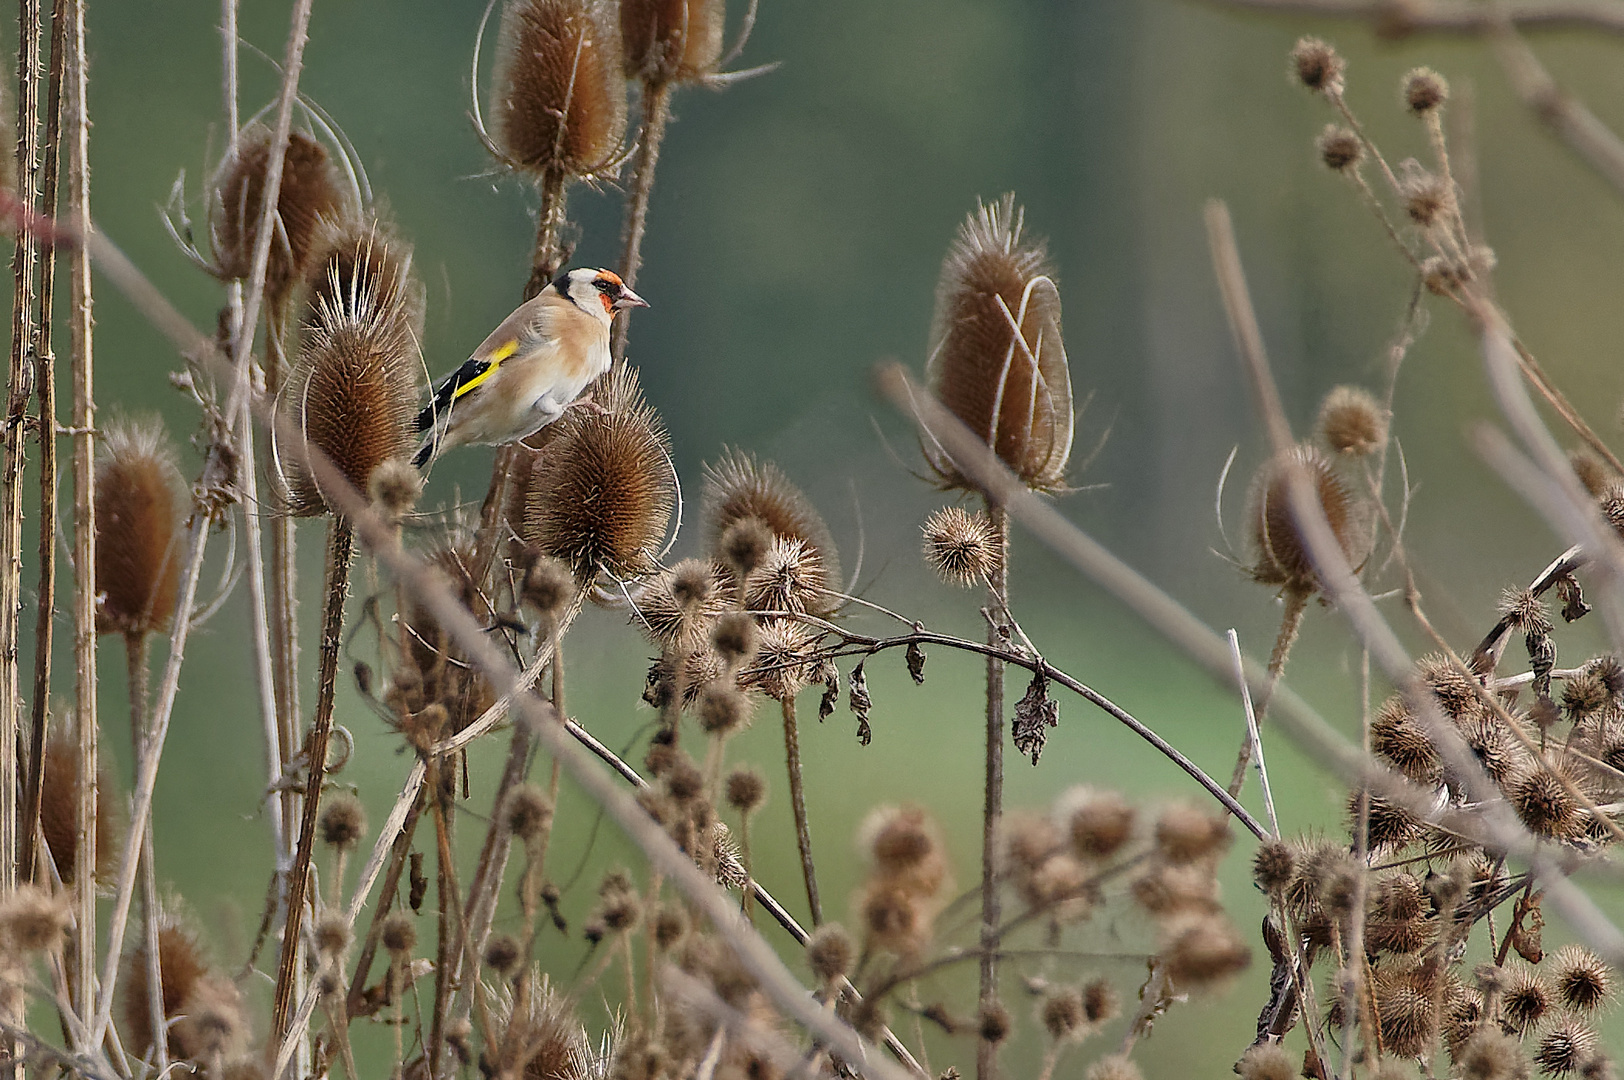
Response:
[492,0,628,177]
[395,532,498,741]
[94,417,186,638]
[702,447,841,602]
[39,732,117,885]
[522,364,674,580]
[1247,442,1361,595]
[209,125,352,303]
[122,921,210,1061]
[278,218,424,517]
[621,0,726,85]
[925,193,1074,493]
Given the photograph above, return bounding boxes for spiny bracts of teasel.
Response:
[921,505,999,587]
[702,447,842,602]
[1248,442,1361,594]
[94,417,187,637]
[122,922,211,1060]
[484,972,592,1080]
[279,219,424,517]
[634,558,735,651]
[523,365,674,581]
[1551,944,1615,1015]
[925,193,1073,492]
[491,0,628,177]
[40,733,118,885]
[209,124,352,301]
[621,0,725,85]
[738,617,817,702]
[1319,385,1387,457]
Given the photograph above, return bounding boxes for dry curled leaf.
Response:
[816,659,840,721]
[1556,574,1590,623]
[1012,671,1059,764]
[906,641,927,685]
[849,660,873,746]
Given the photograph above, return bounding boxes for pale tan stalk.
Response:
[781,694,821,925]
[612,79,671,363]
[976,502,1008,1080]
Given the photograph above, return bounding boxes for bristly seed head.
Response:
[1498,587,1554,636]
[95,418,187,638]
[1040,986,1087,1041]
[1552,945,1614,1014]
[484,933,521,975]
[704,449,841,607]
[1057,786,1135,860]
[1251,839,1296,894]
[710,611,759,667]
[1404,67,1449,113]
[1153,803,1231,864]
[1319,385,1387,457]
[1401,167,1451,228]
[368,458,422,522]
[1290,37,1345,95]
[620,0,726,85]
[1316,124,1363,171]
[1237,1043,1296,1080]
[724,766,766,814]
[921,506,1000,587]
[1503,963,1553,1034]
[806,922,855,984]
[505,784,554,843]
[1536,1014,1598,1075]
[381,912,416,956]
[1247,442,1361,595]
[318,793,367,851]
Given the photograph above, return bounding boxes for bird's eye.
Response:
[594,277,613,293]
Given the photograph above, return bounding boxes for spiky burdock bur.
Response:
[1247,442,1362,594]
[492,0,628,177]
[94,418,186,638]
[279,219,424,517]
[620,0,725,84]
[209,125,352,303]
[925,193,1074,492]
[702,448,841,608]
[523,365,673,581]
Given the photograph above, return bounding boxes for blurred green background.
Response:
[46,0,1624,1071]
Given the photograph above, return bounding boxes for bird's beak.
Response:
[613,287,649,312]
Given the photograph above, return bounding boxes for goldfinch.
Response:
[413,267,648,467]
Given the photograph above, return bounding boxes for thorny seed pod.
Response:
[368,458,422,522]
[636,558,734,649]
[123,923,210,1059]
[1319,385,1387,457]
[696,683,752,735]
[1040,986,1087,1041]
[921,505,999,587]
[740,617,817,702]
[621,0,726,85]
[806,922,855,985]
[861,805,945,890]
[381,912,416,956]
[1536,1014,1598,1075]
[94,418,186,637]
[1356,790,1423,853]
[703,449,841,601]
[977,1003,1011,1044]
[861,880,932,958]
[523,366,674,580]
[505,784,554,842]
[1417,652,1487,718]
[1083,978,1119,1024]
[1251,839,1295,894]
[1503,964,1552,1034]
[1372,694,1440,783]
[925,194,1073,492]
[40,733,118,885]
[519,548,578,626]
[1375,974,1437,1058]
[724,765,765,814]
[1057,786,1135,860]
[718,516,772,581]
[491,0,628,177]
[1317,124,1363,172]
[1552,945,1614,1014]
[209,125,351,301]
[1247,442,1361,594]
[1401,167,1451,228]
[1456,1028,1530,1080]
[1404,67,1449,113]
[1154,803,1231,864]
[1290,36,1344,94]
[1510,767,1584,840]
[1498,587,1554,636]
[710,611,758,667]
[484,933,522,975]
[483,974,590,1080]
[318,793,367,851]
[278,219,424,517]
[314,914,351,959]
[744,536,828,616]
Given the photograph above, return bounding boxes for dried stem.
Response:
[976,501,1008,1080]
[779,693,821,926]
[612,79,672,363]
[1226,588,1309,798]
[124,632,168,1077]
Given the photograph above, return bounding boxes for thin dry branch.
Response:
[1208,0,1624,35]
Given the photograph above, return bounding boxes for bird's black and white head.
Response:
[553,267,649,319]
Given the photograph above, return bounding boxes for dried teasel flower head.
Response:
[1319,385,1387,457]
[1401,164,1451,228]
[1317,124,1363,171]
[368,458,422,522]
[724,765,765,814]
[745,536,829,616]
[1154,803,1231,864]
[490,0,628,178]
[381,912,416,957]
[95,417,186,637]
[1056,786,1135,860]
[1457,1028,1530,1080]
[318,792,367,851]
[1536,1014,1598,1075]
[523,366,674,580]
[621,0,726,85]
[1237,1043,1296,1080]
[1498,587,1553,636]
[739,617,816,702]
[1290,37,1344,94]
[484,972,591,1080]
[921,505,999,587]
[1404,67,1449,113]
[0,885,68,955]
[925,194,1073,492]
[172,975,249,1064]
[1158,913,1250,990]
[1247,442,1361,595]
[703,448,841,599]
[209,124,351,302]
[40,733,118,884]
[636,558,734,649]
[1552,945,1614,1014]
[278,219,423,517]
[806,922,854,985]
[123,922,210,1059]
[1251,839,1296,894]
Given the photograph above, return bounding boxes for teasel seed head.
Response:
[1057,786,1135,859]
[1248,442,1360,594]
[1319,385,1387,457]
[123,923,210,1059]
[921,505,999,587]
[1511,767,1583,840]
[1457,1028,1530,1080]
[505,784,554,843]
[1402,168,1451,227]
[381,912,416,956]
[740,617,816,701]
[40,733,118,885]
[806,923,854,985]
[637,558,733,649]
[1317,124,1363,171]
[1040,986,1087,1041]
[1251,839,1295,894]
[519,549,578,626]
[1504,964,1552,1034]
[620,0,726,85]
[724,766,765,814]
[1290,37,1345,94]
[1375,975,1437,1058]
[710,611,759,667]
[491,0,628,177]
[1404,67,1449,113]
[1552,945,1614,1014]
[1537,1014,1598,1075]
[484,933,522,976]
[172,975,249,1064]
[1372,694,1440,783]
[94,417,186,637]
[523,365,674,581]
[0,885,68,955]
[926,194,1073,492]
[650,903,687,950]
[318,792,367,851]
[1237,1043,1296,1080]
[696,683,752,736]
[745,536,829,616]
[1159,913,1250,990]
[279,219,424,517]
[703,449,841,600]
[976,1003,1011,1044]
[1153,803,1231,864]
[368,458,422,523]
[210,125,351,301]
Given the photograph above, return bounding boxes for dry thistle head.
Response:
[1251,839,1296,894]
[621,0,726,84]
[1511,767,1584,840]
[485,933,522,976]
[806,923,855,987]
[1237,1043,1296,1080]
[122,923,210,1060]
[381,912,417,957]
[637,558,734,649]
[1083,978,1119,1024]
[1499,587,1554,636]
[1057,786,1135,860]
[1153,803,1231,864]
[279,219,424,517]
[921,505,999,587]
[485,972,591,1080]
[744,536,829,616]
[1248,442,1361,594]
[977,1003,1011,1044]
[209,125,351,300]
[1401,165,1451,228]
[1374,967,1438,1058]
[40,733,118,885]
[94,417,186,637]
[723,765,765,814]
[1404,67,1448,114]
[505,784,554,843]
[1372,694,1440,783]
[1457,1028,1530,1080]
[703,448,841,601]
[1158,913,1250,990]
[861,805,944,884]
[491,0,627,177]
[696,683,752,736]
[518,548,578,626]
[318,792,367,851]
[1289,36,1345,95]
[1086,1057,1144,1080]
[1552,945,1614,1014]
[710,611,759,667]
[739,617,816,701]
[1319,385,1388,457]
[523,366,674,580]
[368,457,423,522]
[1317,124,1363,171]
[925,193,1073,492]
[1536,1014,1598,1075]
[1040,986,1087,1041]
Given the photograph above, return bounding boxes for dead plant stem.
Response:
[976,501,1007,1080]
[780,693,821,926]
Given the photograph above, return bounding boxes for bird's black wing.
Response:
[415,356,491,433]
